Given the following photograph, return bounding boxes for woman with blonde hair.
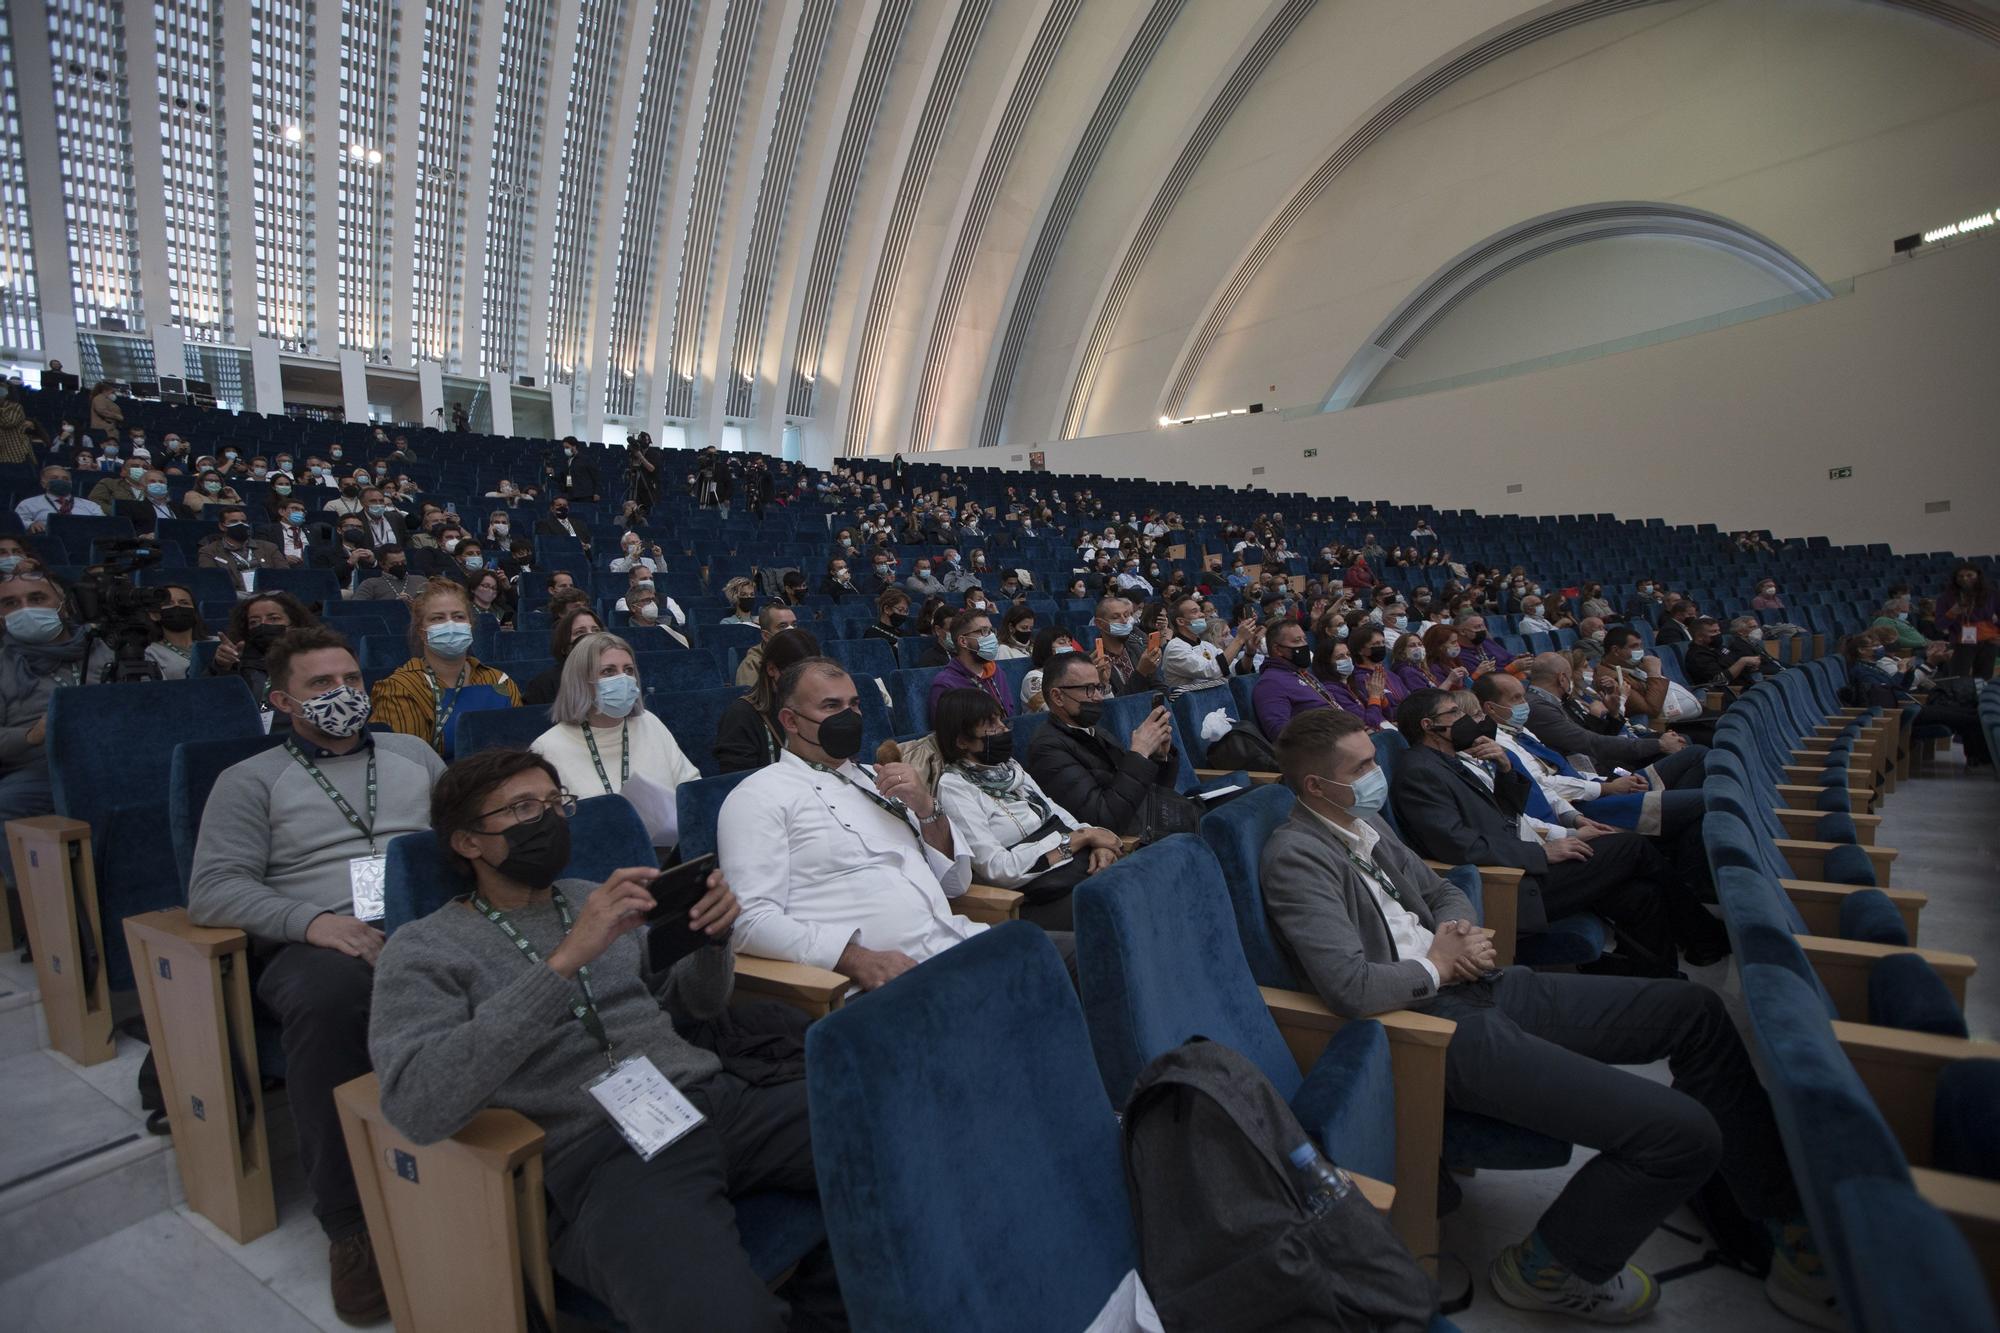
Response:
[369,579,520,754]
[530,631,701,845]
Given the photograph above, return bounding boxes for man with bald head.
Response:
[1522,653,1708,794]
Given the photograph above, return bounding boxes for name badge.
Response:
[1963,626,1979,645]
[349,855,387,922]
[586,1055,705,1160]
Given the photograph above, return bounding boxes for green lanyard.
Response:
[809,761,921,838]
[423,662,469,749]
[1340,842,1412,911]
[582,721,630,793]
[284,740,377,853]
[470,887,615,1067]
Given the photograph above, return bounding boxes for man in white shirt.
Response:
[719,658,1073,992]
[1161,595,1256,697]
[16,465,105,531]
[1114,558,1154,598]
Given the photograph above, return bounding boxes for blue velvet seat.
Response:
[805,923,1139,1332]
[1073,836,1397,1184]
[1739,963,1997,1333]
[821,637,896,684]
[886,666,944,734]
[674,770,754,861]
[633,648,724,692]
[377,793,822,1321]
[47,676,265,989]
[1199,783,1571,1172]
[454,702,556,755]
[655,684,749,777]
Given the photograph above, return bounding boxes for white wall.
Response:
[925,236,2000,558]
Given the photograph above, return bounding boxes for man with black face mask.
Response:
[719,658,985,994]
[195,504,286,588]
[1386,688,1681,978]
[190,628,446,1324]
[1023,651,1180,838]
[536,497,593,557]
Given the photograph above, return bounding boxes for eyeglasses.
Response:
[1052,682,1106,701]
[473,791,578,832]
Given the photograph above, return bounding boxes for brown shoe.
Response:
[329,1231,390,1325]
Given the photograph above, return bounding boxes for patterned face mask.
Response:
[292,684,372,737]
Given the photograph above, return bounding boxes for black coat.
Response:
[1386,744,1549,929]
[558,459,600,499]
[1022,718,1178,839]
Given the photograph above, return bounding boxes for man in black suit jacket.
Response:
[1387,688,1684,975]
[1022,652,1179,838]
[555,440,599,501]
[1653,601,1697,645]
[535,497,593,557]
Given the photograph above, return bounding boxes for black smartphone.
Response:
[642,853,719,973]
[1151,691,1168,713]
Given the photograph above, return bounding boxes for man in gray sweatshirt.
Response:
[189,626,446,1324]
[370,748,843,1332]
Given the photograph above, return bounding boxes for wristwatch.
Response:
[1057,832,1075,859]
[917,806,947,826]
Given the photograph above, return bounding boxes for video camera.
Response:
[72,539,169,682]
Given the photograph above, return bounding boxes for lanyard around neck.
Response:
[810,760,922,841]
[583,720,630,793]
[423,661,470,747]
[470,886,614,1065]
[284,739,377,851]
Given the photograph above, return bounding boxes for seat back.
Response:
[383,794,653,934]
[1171,685,1236,767]
[1197,783,1300,988]
[455,703,555,756]
[168,734,294,896]
[888,666,944,734]
[1073,836,1301,1106]
[656,685,749,777]
[674,770,755,861]
[805,923,1136,1332]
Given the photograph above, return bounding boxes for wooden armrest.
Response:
[1774,783,1876,812]
[1775,838,1897,886]
[124,907,249,959]
[1803,936,1974,1022]
[1194,768,1279,785]
[334,1071,553,1332]
[1781,879,1925,943]
[1797,734,1882,754]
[1911,1166,2000,1294]
[1773,808,1883,845]
[1349,1170,1395,1216]
[950,884,1023,926]
[1833,1024,2000,1165]
[733,952,849,1018]
[1259,986,1452,1265]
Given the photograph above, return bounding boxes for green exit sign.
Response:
[1303,448,1319,458]
[1828,467,1853,479]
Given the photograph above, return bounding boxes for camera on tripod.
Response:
[72,539,169,682]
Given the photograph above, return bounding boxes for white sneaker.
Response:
[1490,1241,1661,1323]
[1765,1231,1845,1330]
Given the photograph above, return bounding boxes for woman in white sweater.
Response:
[932,687,1121,930]
[530,632,700,850]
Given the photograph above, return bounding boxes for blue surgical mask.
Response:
[1627,648,1645,665]
[0,557,19,576]
[462,555,485,571]
[5,606,66,643]
[594,673,642,719]
[1335,623,1349,640]
[146,481,168,498]
[973,633,1000,661]
[1335,658,1354,677]
[1328,767,1387,817]
[1187,618,1208,636]
[425,621,474,658]
[1507,702,1530,729]
[285,510,305,525]
[1390,615,1407,630]
[1108,619,1134,639]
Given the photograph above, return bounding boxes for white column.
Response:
[486,371,515,436]
[576,2,659,444]
[418,360,446,427]
[522,0,584,382]
[218,0,260,344]
[698,0,807,458]
[123,4,171,331]
[251,337,285,417]
[10,3,76,365]
[311,0,344,355]
[455,0,510,374]
[387,7,425,367]
[152,324,188,386]
[339,348,371,423]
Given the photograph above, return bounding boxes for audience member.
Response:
[1938,562,1997,678]
[1019,624,1082,714]
[1162,594,1256,697]
[1263,707,1825,1324]
[717,627,822,773]
[1683,616,1781,695]
[17,464,105,530]
[143,583,208,679]
[189,627,446,1322]
[862,588,909,646]
[207,592,320,711]
[1091,596,1161,697]
[1521,651,1701,783]
[927,608,1017,718]
[531,632,700,843]
[1842,631,1988,765]
[734,603,799,688]
[522,606,606,706]
[1024,651,1178,837]
[370,580,521,753]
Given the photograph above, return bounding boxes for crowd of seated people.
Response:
[1,384,1993,1329]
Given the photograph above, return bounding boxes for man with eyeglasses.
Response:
[1091,596,1162,696]
[1023,651,1179,838]
[189,627,447,1323]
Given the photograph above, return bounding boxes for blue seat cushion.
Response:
[1288,1019,1396,1185]
[1442,1110,1572,1171]
[1837,889,1908,947]
[1813,812,1857,843]
[1867,953,1967,1038]
[1820,844,1876,886]
[1831,1177,2000,1332]
[1933,1061,2000,1182]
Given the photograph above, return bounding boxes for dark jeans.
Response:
[1537,833,1677,974]
[1915,701,1991,765]
[1948,640,1995,681]
[546,1074,846,1333]
[1429,968,1796,1281]
[1650,744,1708,795]
[254,943,375,1241]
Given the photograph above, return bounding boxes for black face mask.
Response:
[341,530,368,547]
[1466,630,1487,644]
[384,562,408,576]
[1365,644,1387,664]
[975,734,1014,766]
[494,809,572,889]
[157,606,197,633]
[735,596,756,614]
[1070,699,1105,730]
[804,707,865,760]
[246,622,288,654]
[886,611,907,631]
[1284,644,1313,669]
[224,522,253,542]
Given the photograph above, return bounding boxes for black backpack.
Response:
[1122,1038,1437,1333]
[1202,723,1278,773]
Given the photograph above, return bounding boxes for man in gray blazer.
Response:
[1523,653,1708,788]
[1259,708,1820,1327]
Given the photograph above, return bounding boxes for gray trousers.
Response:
[1428,967,1796,1281]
